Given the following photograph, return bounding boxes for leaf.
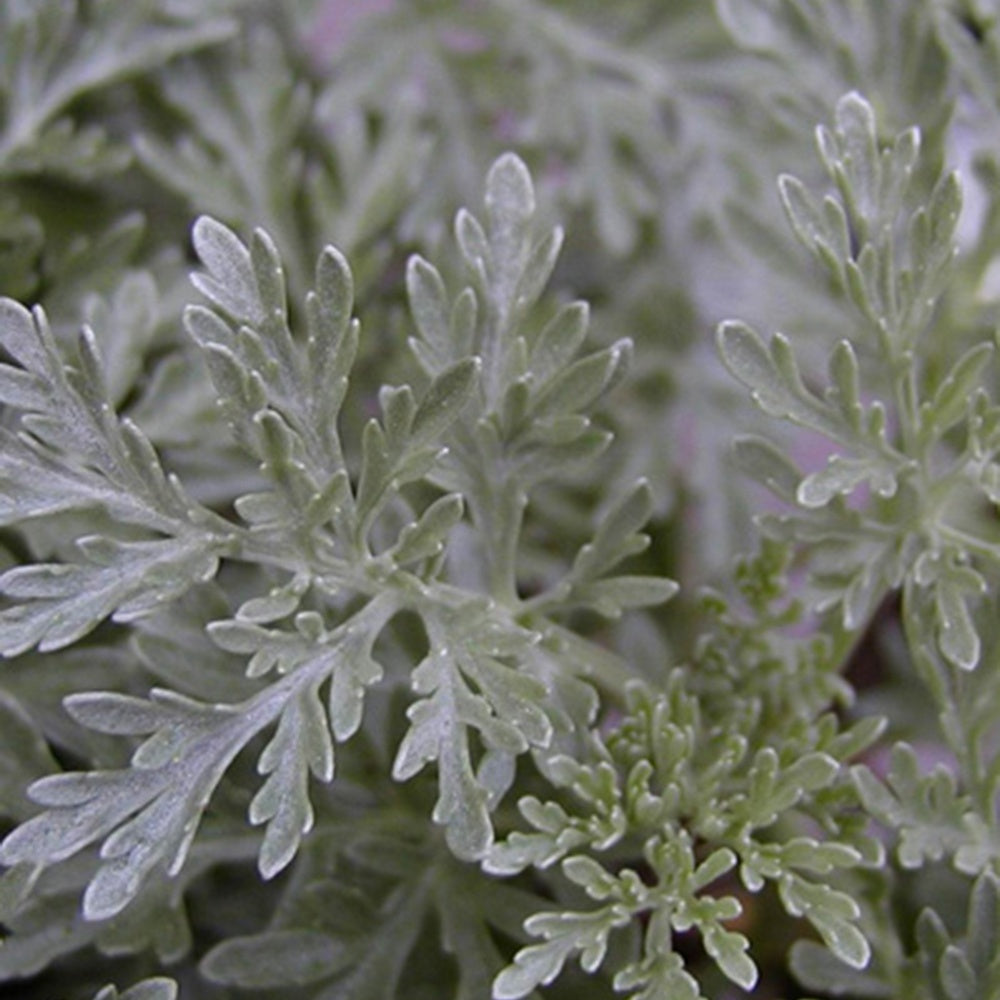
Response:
[354,359,478,538]
[778,874,868,969]
[0,297,50,378]
[92,979,178,1000]
[797,454,898,507]
[966,873,1000,986]
[236,572,311,624]
[484,797,592,875]
[455,151,548,331]
[703,923,758,990]
[613,951,705,1000]
[572,480,655,582]
[250,680,334,878]
[0,2,235,179]
[201,929,356,987]
[326,620,387,742]
[778,174,849,277]
[389,493,464,567]
[392,611,548,860]
[717,321,839,436]
[852,744,973,868]
[516,227,565,314]
[912,872,1000,1000]
[913,550,988,671]
[0,295,201,529]
[0,691,59,821]
[828,92,880,223]
[0,860,40,925]
[1,42,971,1000]
[568,576,679,619]
[935,572,984,672]
[919,342,994,443]
[190,216,265,324]
[0,766,176,913]
[530,339,632,420]
[433,858,540,1000]
[790,940,893,998]
[308,245,357,386]
[209,601,392,753]
[513,424,614,486]
[562,854,623,901]
[407,254,452,367]
[731,434,803,502]
[0,533,225,656]
[328,879,432,1000]
[132,23,309,222]
[186,218,372,527]
[776,838,862,875]
[411,357,481,445]
[940,948,976,1000]
[354,418,393,529]
[486,152,536,235]
[530,301,590,383]
[493,906,630,999]
[456,208,490,279]
[83,271,160,408]
[393,671,494,859]
[0,685,292,918]
[324,104,433,251]
[206,875,433,1000]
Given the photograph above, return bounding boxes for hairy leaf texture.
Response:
[1,5,998,998]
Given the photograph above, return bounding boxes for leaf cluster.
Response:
[0,3,999,1000]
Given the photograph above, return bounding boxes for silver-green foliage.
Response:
[0,137,677,994]
[0,150,664,914]
[1,2,999,999]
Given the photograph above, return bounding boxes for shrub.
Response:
[0,2,998,998]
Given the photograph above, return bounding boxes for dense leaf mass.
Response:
[0,2,999,998]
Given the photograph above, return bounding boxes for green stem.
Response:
[485,479,526,606]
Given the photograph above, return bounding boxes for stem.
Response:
[489,481,526,605]
[902,580,993,822]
